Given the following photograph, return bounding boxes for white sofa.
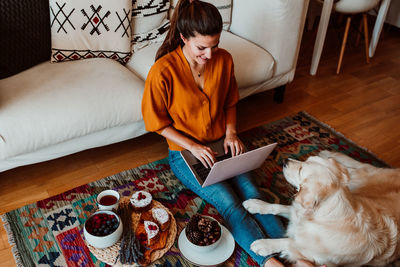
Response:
[0,0,309,172]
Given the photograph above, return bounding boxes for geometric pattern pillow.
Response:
[49,0,132,64]
[130,0,170,52]
[169,0,232,31]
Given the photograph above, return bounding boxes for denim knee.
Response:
[232,173,265,200]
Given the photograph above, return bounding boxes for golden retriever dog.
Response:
[243,150,400,267]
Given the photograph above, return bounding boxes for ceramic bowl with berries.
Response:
[185,214,222,252]
[83,210,123,248]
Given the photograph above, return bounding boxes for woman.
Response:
[141,0,286,266]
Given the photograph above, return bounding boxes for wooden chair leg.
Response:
[363,13,370,63]
[337,16,351,74]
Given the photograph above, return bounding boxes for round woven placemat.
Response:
[87,197,177,266]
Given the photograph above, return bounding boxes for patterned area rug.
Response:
[2,111,395,267]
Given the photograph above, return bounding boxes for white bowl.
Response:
[83,210,123,248]
[96,189,120,211]
[185,216,223,253]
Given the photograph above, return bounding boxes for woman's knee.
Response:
[233,173,264,200]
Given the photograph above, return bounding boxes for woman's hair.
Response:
[155,0,223,61]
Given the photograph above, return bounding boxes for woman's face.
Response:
[181,32,220,65]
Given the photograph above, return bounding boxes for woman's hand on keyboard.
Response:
[224,133,245,156]
[189,143,218,168]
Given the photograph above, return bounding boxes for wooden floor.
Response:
[1,22,399,266]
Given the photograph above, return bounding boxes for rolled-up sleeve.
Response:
[141,69,172,134]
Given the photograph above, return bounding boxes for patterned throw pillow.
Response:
[131,0,170,52]
[49,0,132,64]
[169,0,232,30]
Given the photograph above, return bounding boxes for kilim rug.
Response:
[2,111,396,267]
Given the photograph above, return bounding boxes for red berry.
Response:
[138,192,147,200]
[149,225,157,230]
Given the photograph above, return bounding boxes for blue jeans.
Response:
[168,150,285,266]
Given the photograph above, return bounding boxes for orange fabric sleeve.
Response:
[141,66,172,134]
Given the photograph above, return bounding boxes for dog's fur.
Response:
[243,150,400,267]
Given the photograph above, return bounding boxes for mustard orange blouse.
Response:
[141,46,239,151]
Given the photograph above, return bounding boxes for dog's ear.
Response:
[295,179,332,211]
[295,185,316,210]
[327,158,350,184]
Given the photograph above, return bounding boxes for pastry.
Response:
[130,190,152,211]
[135,217,168,265]
[152,208,170,231]
[144,220,159,246]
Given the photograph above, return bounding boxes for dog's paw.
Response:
[250,239,279,256]
[242,199,265,214]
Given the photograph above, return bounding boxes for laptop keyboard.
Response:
[192,152,232,183]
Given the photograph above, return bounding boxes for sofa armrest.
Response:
[230,0,309,77]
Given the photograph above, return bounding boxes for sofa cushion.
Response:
[126,30,275,89]
[0,0,51,79]
[0,58,144,160]
[49,0,132,64]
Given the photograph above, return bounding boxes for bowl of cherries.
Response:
[84,210,123,248]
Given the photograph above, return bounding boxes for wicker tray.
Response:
[87,197,177,266]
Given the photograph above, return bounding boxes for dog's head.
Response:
[283,155,350,210]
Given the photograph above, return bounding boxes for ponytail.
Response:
[155,0,222,61]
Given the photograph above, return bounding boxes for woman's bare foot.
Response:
[264,257,284,267]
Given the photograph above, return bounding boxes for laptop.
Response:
[180,139,277,187]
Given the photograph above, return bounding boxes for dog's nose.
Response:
[282,158,289,167]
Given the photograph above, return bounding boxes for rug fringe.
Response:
[1,214,25,267]
[299,111,392,168]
